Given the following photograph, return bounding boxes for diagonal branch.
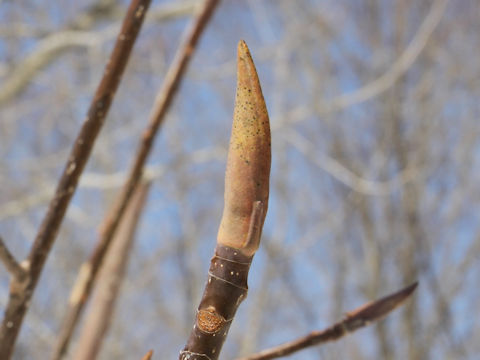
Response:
[0,1,152,358]
[72,182,151,360]
[237,282,418,360]
[0,237,27,282]
[52,1,220,358]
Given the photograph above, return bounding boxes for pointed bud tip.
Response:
[237,39,251,58]
[236,40,262,94]
[404,281,419,295]
[141,350,153,360]
[217,41,271,253]
[345,281,419,322]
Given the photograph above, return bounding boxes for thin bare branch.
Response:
[73,182,151,360]
[237,282,418,360]
[0,1,152,358]
[52,1,220,358]
[0,237,26,282]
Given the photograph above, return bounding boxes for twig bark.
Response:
[52,1,220,358]
[0,237,27,282]
[180,40,271,360]
[0,1,151,358]
[237,282,418,360]
[72,182,151,360]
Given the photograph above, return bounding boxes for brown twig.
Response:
[52,1,220,358]
[72,182,151,360]
[0,1,151,358]
[237,282,418,360]
[180,40,271,360]
[141,350,154,360]
[0,237,27,282]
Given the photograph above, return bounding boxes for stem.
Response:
[237,282,418,360]
[0,1,151,358]
[0,237,26,282]
[52,1,220,358]
[72,183,151,360]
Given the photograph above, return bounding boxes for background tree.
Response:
[1,0,479,359]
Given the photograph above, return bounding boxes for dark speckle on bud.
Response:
[217,40,271,255]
